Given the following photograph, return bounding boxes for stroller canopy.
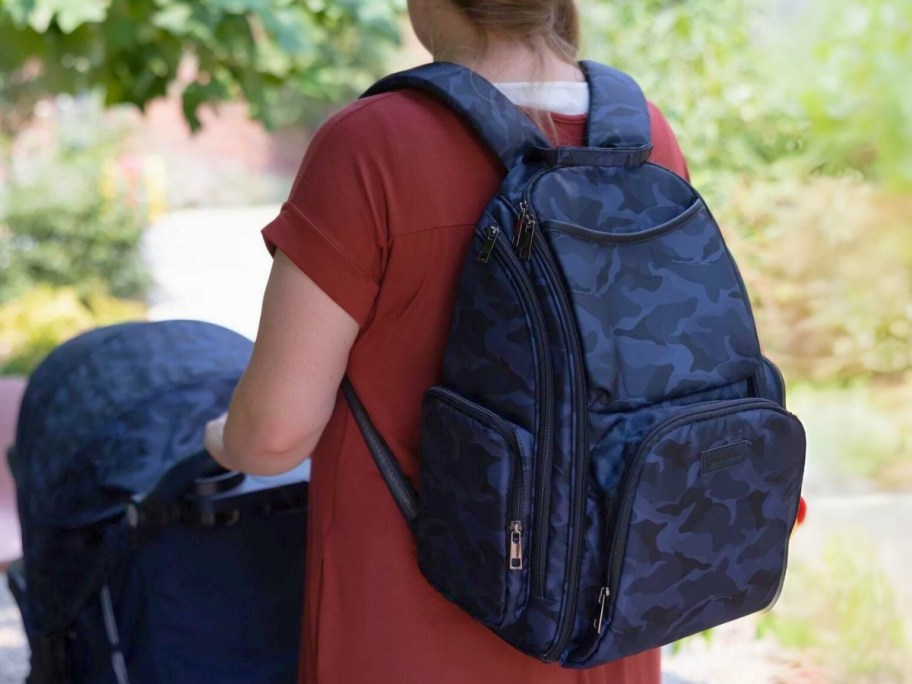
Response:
[10,320,252,632]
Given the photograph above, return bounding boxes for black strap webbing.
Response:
[341,377,419,530]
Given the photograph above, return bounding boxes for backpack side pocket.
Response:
[417,387,532,629]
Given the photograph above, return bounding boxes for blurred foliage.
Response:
[583,0,911,193]
[581,0,806,186]
[719,175,912,382]
[0,0,404,133]
[0,119,151,304]
[0,285,146,374]
[758,535,911,683]
[770,0,912,191]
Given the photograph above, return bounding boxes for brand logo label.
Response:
[702,441,749,476]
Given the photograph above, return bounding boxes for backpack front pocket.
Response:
[584,398,805,664]
[417,387,533,628]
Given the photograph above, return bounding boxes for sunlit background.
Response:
[1,0,910,682]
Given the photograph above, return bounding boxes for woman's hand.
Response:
[203,412,229,467]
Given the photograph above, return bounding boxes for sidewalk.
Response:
[0,578,28,682]
[143,205,278,340]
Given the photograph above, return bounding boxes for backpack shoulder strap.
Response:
[580,61,652,149]
[362,62,551,168]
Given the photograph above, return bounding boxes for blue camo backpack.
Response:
[342,61,807,667]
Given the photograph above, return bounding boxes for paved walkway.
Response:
[0,577,28,683]
[143,205,278,340]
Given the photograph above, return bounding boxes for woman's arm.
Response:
[204,248,360,475]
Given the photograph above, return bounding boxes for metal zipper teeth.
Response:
[601,398,790,627]
[531,228,589,662]
[491,230,555,536]
[516,170,564,601]
[428,386,525,523]
[521,170,590,659]
[490,219,556,596]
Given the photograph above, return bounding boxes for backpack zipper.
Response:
[514,171,566,601]
[481,225,556,575]
[593,398,791,636]
[514,168,553,262]
[531,227,590,662]
[515,201,537,260]
[477,225,499,264]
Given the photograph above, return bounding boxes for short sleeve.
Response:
[262,101,391,327]
[646,102,691,181]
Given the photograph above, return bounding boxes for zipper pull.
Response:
[509,521,524,571]
[513,202,527,247]
[514,201,536,261]
[477,225,500,264]
[594,587,610,634]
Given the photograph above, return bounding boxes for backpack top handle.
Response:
[579,61,652,150]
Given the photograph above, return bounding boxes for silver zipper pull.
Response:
[518,212,536,261]
[513,202,528,247]
[477,225,500,264]
[513,201,536,261]
[509,521,524,571]
[594,587,610,634]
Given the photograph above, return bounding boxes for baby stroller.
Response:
[7,320,310,684]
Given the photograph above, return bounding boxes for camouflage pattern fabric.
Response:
[358,62,807,667]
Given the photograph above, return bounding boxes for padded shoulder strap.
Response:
[580,61,652,149]
[363,62,550,168]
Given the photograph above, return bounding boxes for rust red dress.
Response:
[263,87,690,684]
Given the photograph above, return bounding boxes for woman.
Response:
[204,1,689,682]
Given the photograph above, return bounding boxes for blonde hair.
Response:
[451,0,581,63]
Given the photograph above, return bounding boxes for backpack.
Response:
[343,61,806,668]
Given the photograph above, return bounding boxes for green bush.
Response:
[716,175,912,382]
[0,285,146,374]
[0,130,151,305]
[582,0,911,193]
[581,0,805,187]
[771,0,912,191]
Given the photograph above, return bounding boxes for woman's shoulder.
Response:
[309,89,471,155]
[645,101,690,180]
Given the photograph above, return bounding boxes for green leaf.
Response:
[259,7,315,56]
[181,77,231,132]
[31,0,110,33]
[3,0,38,29]
[1,0,403,130]
[151,4,194,33]
[209,0,274,15]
